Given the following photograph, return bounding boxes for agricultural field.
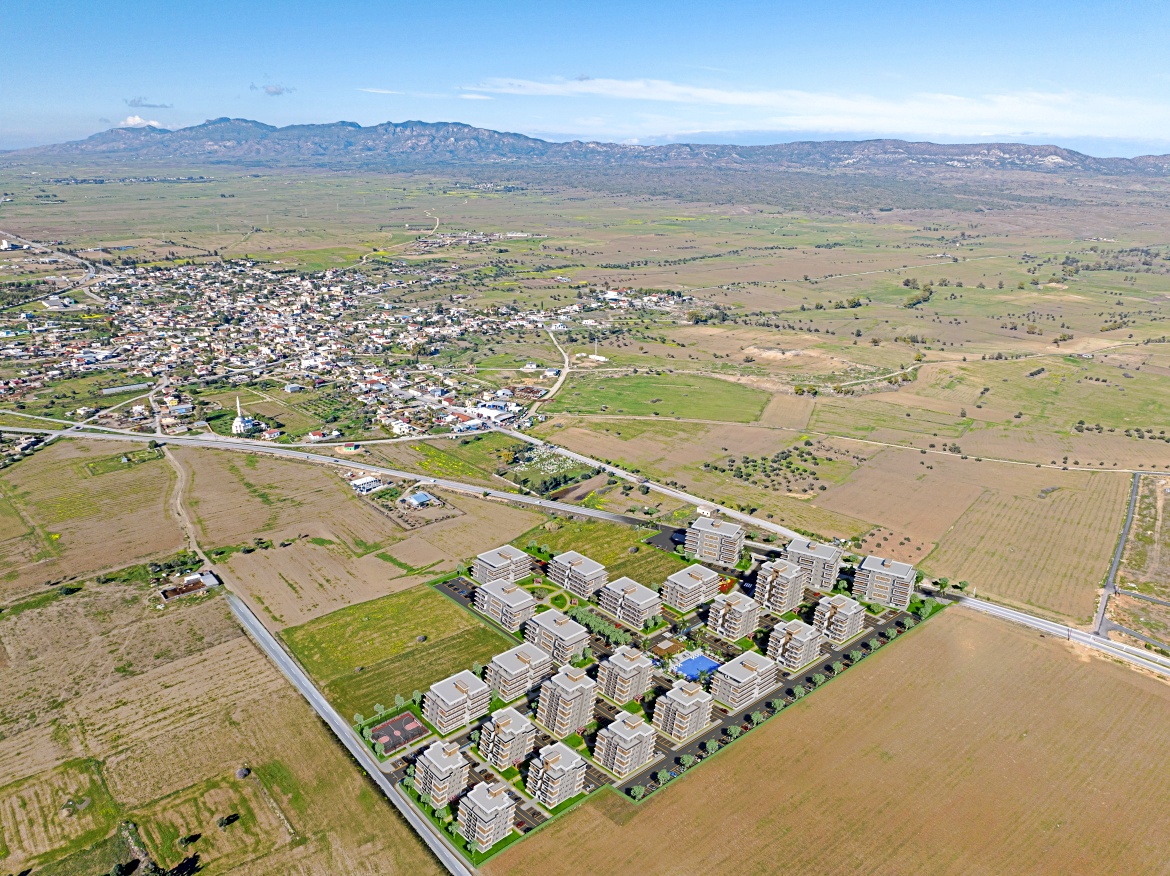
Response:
[0,439,184,594]
[923,469,1129,623]
[0,565,439,876]
[513,518,689,586]
[281,584,515,720]
[547,372,770,422]
[1117,474,1170,600]
[486,609,1170,876]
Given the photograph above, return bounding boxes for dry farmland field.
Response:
[0,568,440,876]
[486,608,1170,876]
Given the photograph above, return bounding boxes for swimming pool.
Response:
[675,653,721,680]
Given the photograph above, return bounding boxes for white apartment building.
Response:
[596,645,654,704]
[414,740,470,808]
[485,642,553,703]
[524,609,589,663]
[853,554,916,610]
[478,707,536,771]
[707,591,761,641]
[783,538,843,592]
[536,665,596,737]
[652,679,714,742]
[661,564,720,613]
[525,742,587,808]
[474,579,537,632]
[685,517,745,566]
[472,544,531,586]
[710,652,779,712]
[754,558,806,615]
[593,712,657,779]
[457,781,516,853]
[423,670,492,735]
[814,594,866,644]
[598,576,662,629]
[548,550,607,597]
[766,619,823,672]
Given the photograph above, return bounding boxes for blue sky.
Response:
[4,0,1169,155]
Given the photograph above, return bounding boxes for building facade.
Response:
[652,679,714,742]
[783,538,843,592]
[485,642,553,703]
[813,594,866,644]
[597,576,662,629]
[596,645,654,704]
[766,619,823,672]
[593,712,658,779]
[422,670,492,735]
[524,609,590,663]
[548,550,608,597]
[414,740,470,807]
[707,591,761,641]
[710,652,779,712]
[457,781,516,853]
[472,544,532,586]
[662,564,720,613]
[754,558,806,615]
[853,554,916,610]
[536,665,596,737]
[525,742,587,808]
[474,579,537,632]
[478,707,537,770]
[685,517,745,566]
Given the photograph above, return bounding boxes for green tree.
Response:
[727,726,742,740]
[749,711,764,726]
[412,690,422,705]
[812,673,826,687]
[374,702,385,715]
[704,739,719,755]
[631,785,646,800]
[792,686,806,700]
[394,694,406,711]
[680,754,695,769]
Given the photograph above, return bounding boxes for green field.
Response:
[281,585,514,718]
[515,519,689,586]
[547,374,770,423]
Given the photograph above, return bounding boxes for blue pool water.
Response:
[676,654,720,680]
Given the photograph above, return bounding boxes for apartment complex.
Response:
[710,652,780,712]
[685,517,745,566]
[596,645,654,704]
[472,544,531,586]
[598,576,662,629]
[707,591,761,641]
[652,679,714,742]
[474,579,537,632]
[535,665,596,737]
[766,619,823,672]
[593,712,658,779]
[754,558,806,615]
[548,550,607,597]
[524,609,589,663]
[814,594,866,644]
[485,642,553,702]
[853,554,916,610]
[478,707,536,771]
[525,742,587,808]
[414,740,470,807]
[423,670,491,735]
[783,538,843,592]
[661,563,720,613]
[457,781,516,853]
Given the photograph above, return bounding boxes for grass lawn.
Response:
[547,373,769,423]
[515,518,689,585]
[281,585,515,718]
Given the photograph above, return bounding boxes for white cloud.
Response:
[118,115,161,128]
[359,87,402,94]
[466,77,1170,140]
[459,93,492,100]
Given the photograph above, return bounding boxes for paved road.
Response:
[225,592,475,876]
[950,594,1170,678]
[1093,472,1142,635]
[495,428,802,542]
[529,328,570,415]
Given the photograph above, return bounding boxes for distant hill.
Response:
[13,117,1170,175]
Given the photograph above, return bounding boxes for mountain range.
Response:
[12,117,1170,175]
